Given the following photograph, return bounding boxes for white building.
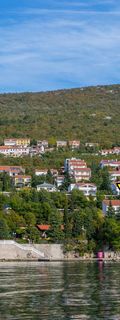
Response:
[68,183,97,196]
[35,169,48,176]
[100,159,120,169]
[4,138,30,146]
[37,140,48,148]
[57,141,67,148]
[55,176,64,187]
[109,170,120,181]
[64,158,87,173]
[0,146,30,157]
[37,183,57,192]
[73,168,91,182]
[68,140,80,150]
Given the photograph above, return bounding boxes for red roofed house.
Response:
[102,199,120,214]
[37,224,64,238]
[68,140,80,150]
[13,175,31,188]
[64,158,87,173]
[100,159,120,169]
[0,166,25,176]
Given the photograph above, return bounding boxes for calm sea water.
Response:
[0,261,119,320]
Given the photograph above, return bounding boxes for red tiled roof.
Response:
[37,224,64,231]
[0,166,23,171]
[103,200,120,206]
[37,225,50,231]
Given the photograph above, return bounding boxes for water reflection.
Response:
[0,261,119,319]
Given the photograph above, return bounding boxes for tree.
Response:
[0,218,10,239]
[63,203,71,239]
[46,169,54,184]
[99,168,111,192]
[48,210,64,241]
[72,210,84,238]
[107,203,115,218]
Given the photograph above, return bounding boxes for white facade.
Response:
[57,141,67,148]
[37,183,57,192]
[68,183,97,196]
[55,176,64,187]
[69,140,80,149]
[100,160,120,169]
[64,158,86,173]
[73,168,91,182]
[37,140,48,148]
[35,169,48,176]
[109,171,120,181]
[0,146,30,157]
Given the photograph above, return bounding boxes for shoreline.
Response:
[0,258,120,262]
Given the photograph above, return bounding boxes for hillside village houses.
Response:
[0,146,30,157]
[64,158,91,181]
[100,146,120,156]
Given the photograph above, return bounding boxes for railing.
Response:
[0,240,45,258]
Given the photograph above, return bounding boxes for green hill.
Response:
[0,84,120,147]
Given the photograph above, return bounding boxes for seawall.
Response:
[0,241,64,261]
[0,241,120,261]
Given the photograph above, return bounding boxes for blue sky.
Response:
[0,0,120,92]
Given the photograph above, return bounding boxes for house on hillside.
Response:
[35,169,48,176]
[0,166,25,176]
[13,175,31,188]
[100,159,120,169]
[36,183,57,192]
[68,183,97,196]
[64,158,87,173]
[56,140,67,148]
[4,138,30,146]
[73,168,91,182]
[0,146,30,157]
[68,140,80,150]
[102,199,120,214]
[55,176,64,188]
[37,140,48,149]
[109,170,120,181]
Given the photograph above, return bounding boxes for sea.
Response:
[0,261,119,319]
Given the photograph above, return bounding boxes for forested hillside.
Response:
[0,84,120,146]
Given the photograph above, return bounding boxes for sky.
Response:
[0,0,120,92]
